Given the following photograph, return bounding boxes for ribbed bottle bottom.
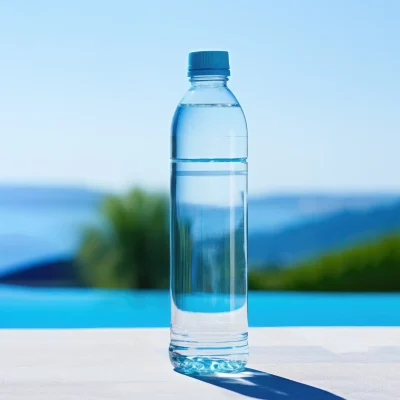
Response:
[169,333,248,375]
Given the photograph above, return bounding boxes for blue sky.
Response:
[0,0,399,194]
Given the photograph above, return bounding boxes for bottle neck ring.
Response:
[189,75,228,87]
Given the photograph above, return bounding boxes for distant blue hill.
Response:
[0,257,78,286]
[248,193,399,232]
[249,200,400,266]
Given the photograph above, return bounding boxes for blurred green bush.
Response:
[77,188,169,289]
[248,234,400,292]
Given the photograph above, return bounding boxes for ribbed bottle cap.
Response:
[188,51,230,77]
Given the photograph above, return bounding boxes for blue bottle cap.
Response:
[188,51,230,77]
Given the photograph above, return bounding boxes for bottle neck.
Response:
[190,75,228,87]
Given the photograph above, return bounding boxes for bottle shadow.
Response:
[177,368,346,400]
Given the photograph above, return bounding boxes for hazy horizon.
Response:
[1,182,400,198]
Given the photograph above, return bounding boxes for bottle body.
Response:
[170,77,248,374]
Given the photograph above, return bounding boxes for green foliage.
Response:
[249,234,400,292]
[77,188,169,289]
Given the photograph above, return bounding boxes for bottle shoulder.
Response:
[171,93,247,160]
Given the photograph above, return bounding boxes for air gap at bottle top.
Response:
[170,50,248,375]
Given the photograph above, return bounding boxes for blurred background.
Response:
[0,0,399,328]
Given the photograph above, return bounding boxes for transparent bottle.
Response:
[169,51,248,374]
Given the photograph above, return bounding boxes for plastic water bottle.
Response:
[170,51,248,374]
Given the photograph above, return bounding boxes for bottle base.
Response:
[169,344,248,375]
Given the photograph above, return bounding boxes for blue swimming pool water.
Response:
[1,286,399,328]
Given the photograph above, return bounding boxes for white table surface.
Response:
[0,327,399,400]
